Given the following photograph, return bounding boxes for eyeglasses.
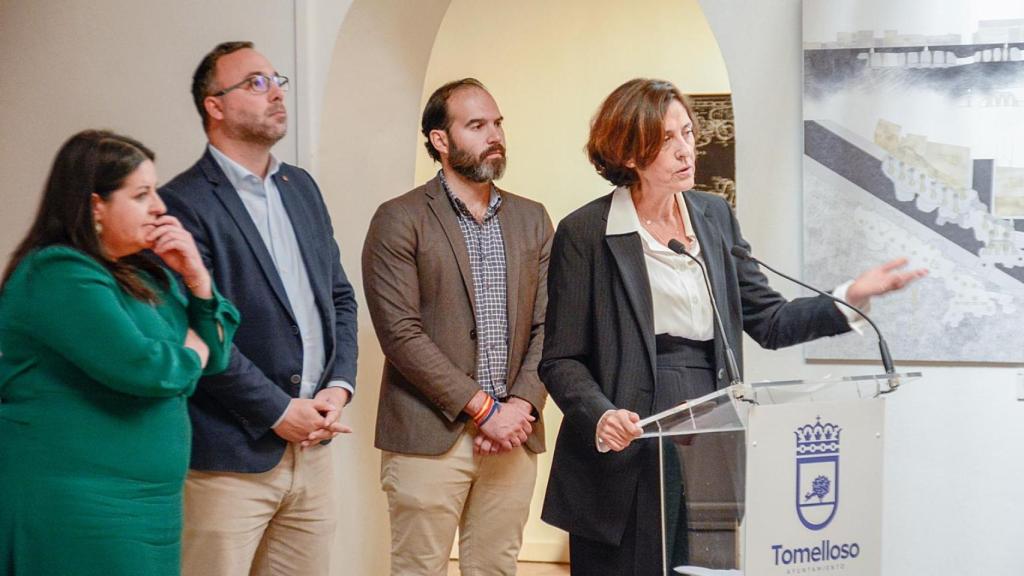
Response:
[212,74,290,97]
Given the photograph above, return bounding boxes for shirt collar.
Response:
[208,144,282,196]
[438,170,502,219]
[606,186,697,245]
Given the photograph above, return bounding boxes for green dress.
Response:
[0,246,240,576]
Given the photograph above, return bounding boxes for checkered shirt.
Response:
[439,171,509,398]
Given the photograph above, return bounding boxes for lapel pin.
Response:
[281,175,289,182]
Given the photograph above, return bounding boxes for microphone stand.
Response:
[730,246,900,392]
[666,239,746,397]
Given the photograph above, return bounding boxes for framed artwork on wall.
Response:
[802,0,1024,363]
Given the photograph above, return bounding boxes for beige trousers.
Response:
[182,443,336,576]
[381,430,538,576]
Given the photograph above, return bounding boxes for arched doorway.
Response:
[318,0,731,570]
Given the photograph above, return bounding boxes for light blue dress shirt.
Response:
[208,146,351,425]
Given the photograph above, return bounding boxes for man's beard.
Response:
[448,137,506,183]
[231,108,287,147]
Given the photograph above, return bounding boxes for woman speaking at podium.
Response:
[538,78,924,575]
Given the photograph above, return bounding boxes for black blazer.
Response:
[539,190,850,545]
[160,149,358,473]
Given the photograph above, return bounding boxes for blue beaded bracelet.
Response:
[477,401,500,427]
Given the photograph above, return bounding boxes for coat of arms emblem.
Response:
[795,416,840,530]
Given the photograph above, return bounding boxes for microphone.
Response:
[667,239,743,388]
[729,245,897,384]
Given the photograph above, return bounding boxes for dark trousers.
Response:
[569,335,716,576]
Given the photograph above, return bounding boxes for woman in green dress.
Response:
[0,130,240,575]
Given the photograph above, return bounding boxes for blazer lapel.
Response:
[606,233,657,375]
[425,177,476,314]
[684,192,730,382]
[200,154,296,323]
[498,192,521,365]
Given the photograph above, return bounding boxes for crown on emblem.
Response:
[794,416,841,455]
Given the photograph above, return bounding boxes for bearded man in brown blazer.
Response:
[362,78,553,576]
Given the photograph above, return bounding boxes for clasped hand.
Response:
[272,387,352,448]
[473,397,535,456]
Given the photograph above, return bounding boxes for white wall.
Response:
[700,1,1024,573]
[0,2,383,575]
[294,0,354,174]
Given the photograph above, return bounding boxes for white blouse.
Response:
[605,187,714,340]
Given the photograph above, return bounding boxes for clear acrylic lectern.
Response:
[638,372,920,576]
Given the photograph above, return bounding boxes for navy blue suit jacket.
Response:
[160,149,357,473]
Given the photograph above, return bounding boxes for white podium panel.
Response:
[645,373,918,576]
[744,399,884,575]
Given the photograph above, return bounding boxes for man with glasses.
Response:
[160,41,358,576]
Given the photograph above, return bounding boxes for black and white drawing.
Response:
[803,1,1024,362]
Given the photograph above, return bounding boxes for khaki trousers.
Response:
[382,430,538,576]
[182,443,336,576]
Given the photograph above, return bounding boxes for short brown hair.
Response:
[421,78,488,162]
[586,78,700,187]
[191,41,255,129]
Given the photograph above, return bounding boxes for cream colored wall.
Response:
[415,0,730,217]
[316,2,451,574]
[0,1,298,263]
[415,0,730,562]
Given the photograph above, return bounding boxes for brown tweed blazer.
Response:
[363,175,553,456]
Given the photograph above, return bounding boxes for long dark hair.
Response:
[1,130,167,301]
